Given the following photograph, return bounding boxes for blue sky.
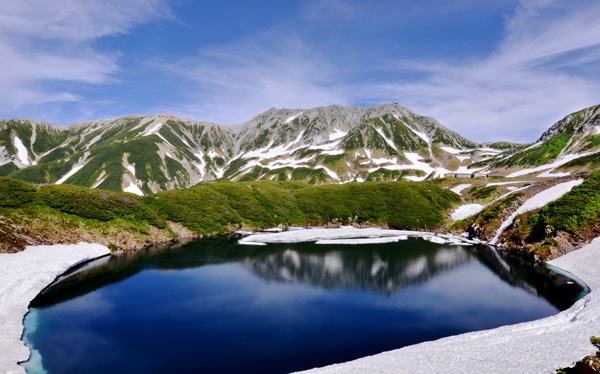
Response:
[1,0,599,142]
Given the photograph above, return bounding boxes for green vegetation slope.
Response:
[0,177,460,252]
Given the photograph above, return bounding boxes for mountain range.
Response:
[1,103,599,195]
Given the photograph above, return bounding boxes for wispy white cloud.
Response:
[301,0,367,21]
[0,0,170,121]
[164,0,599,142]
[163,35,353,125]
[0,0,171,41]
[373,0,600,142]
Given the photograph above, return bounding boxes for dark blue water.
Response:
[22,238,587,374]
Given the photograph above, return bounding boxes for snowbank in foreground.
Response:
[0,243,110,374]
[295,237,600,374]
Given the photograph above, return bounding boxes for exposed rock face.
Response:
[538,104,600,142]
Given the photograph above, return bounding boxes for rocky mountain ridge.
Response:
[1,103,600,195]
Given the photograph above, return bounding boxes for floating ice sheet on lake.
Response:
[315,235,409,245]
[238,227,474,246]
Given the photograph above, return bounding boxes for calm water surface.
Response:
[22,237,587,374]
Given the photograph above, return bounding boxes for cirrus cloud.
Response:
[0,0,170,122]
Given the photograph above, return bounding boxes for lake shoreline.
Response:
[0,243,110,374]
[0,230,597,374]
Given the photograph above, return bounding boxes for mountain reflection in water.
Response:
[32,237,586,311]
[241,246,470,295]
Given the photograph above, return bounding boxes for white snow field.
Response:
[123,181,144,196]
[450,203,485,221]
[12,136,30,166]
[0,243,110,374]
[449,183,472,195]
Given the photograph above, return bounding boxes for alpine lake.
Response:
[21,235,588,374]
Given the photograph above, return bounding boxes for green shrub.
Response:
[498,131,572,167]
[529,171,600,234]
[0,178,37,207]
[37,184,164,228]
[470,185,498,200]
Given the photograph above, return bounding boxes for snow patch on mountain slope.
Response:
[236,153,318,179]
[449,184,471,194]
[13,136,29,166]
[142,122,172,145]
[406,125,430,144]
[486,181,531,186]
[309,140,341,152]
[180,137,191,147]
[123,181,144,196]
[369,148,482,180]
[55,165,84,184]
[194,153,207,178]
[213,166,225,179]
[266,155,316,169]
[91,171,107,189]
[390,114,430,144]
[368,152,450,181]
[122,154,137,177]
[451,204,485,221]
[88,134,105,149]
[144,121,163,136]
[490,179,584,245]
[243,141,304,161]
[374,128,398,152]
[372,157,398,165]
[440,146,462,154]
[328,129,347,142]
[317,165,339,180]
[320,149,345,156]
[537,170,572,178]
[506,152,598,178]
[522,142,543,151]
[285,112,303,124]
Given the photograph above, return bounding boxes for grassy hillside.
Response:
[0,178,460,252]
[454,171,600,261]
[511,171,600,259]
[149,180,459,234]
